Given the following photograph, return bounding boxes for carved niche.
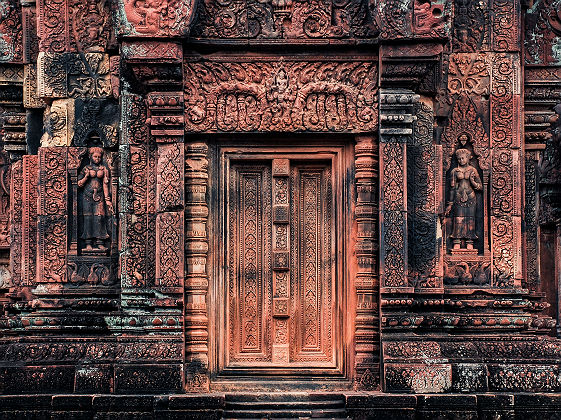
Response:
[184,56,378,133]
[441,95,491,286]
[66,145,118,289]
[65,99,119,289]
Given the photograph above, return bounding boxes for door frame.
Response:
[207,136,356,390]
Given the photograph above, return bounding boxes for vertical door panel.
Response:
[224,154,338,372]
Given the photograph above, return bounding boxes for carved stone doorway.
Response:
[210,141,353,389]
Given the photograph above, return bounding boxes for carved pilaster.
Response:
[184,141,209,392]
[408,100,442,290]
[490,53,523,288]
[379,90,418,292]
[354,135,379,390]
[525,150,540,291]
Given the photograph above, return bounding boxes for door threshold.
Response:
[210,379,353,392]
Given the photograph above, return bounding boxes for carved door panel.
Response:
[220,149,343,376]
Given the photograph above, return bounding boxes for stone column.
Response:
[184,141,210,391]
[354,135,380,390]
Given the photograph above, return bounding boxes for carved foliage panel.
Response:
[448,53,490,97]
[524,152,540,291]
[491,0,519,52]
[156,212,183,288]
[156,142,184,288]
[22,156,38,286]
[184,57,378,133]
[120,93,150,289]
[8,159,22,288]
[157,143,184,213]
[380,141,407,288]
[21,2,38,64]
[37,0,69,53]
[490,53,522,287]
[37,147,68,283]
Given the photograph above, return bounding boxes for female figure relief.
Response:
[78,147,112,252]
[445,148,482,251]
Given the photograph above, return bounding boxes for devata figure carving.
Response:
[77,147,112,252]
[445,147,482,251]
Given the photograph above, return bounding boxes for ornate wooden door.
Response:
[216,145,348,378]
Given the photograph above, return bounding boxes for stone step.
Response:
[225,393,346,403]
[222,408,348,418]
[226,400,345,410]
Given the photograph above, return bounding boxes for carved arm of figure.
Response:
[102,166,113,214]
[445,168,457,216]
[77,166,90,188]
[469,167,483,191]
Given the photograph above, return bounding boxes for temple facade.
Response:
[1,0,561,417]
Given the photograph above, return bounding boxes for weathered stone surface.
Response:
[0,1,559,417]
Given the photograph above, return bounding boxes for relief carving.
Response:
[184,57,378,133]
[453,0,489,52]
[117,0,197,37]
[192,0,377,39]
[77,147,112,254]
[0,0,23,63]
[70,0,113,53]
[445,147,483,253]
